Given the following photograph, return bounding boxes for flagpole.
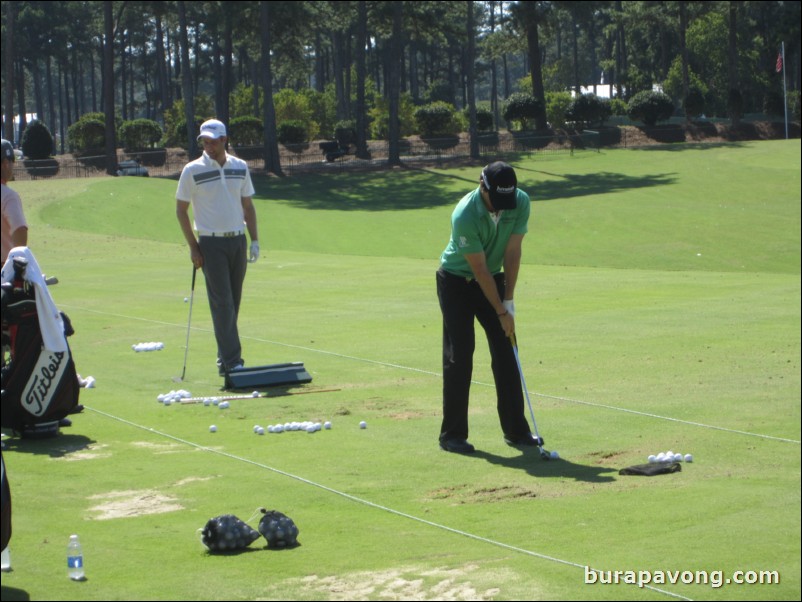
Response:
[781,42,788,140]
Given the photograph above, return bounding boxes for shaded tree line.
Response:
[2,1,800,174]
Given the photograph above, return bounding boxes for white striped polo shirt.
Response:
[176,151,256,233]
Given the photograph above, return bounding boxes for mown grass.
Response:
[2,140,799,601]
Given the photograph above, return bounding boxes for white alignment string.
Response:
[87,406,694,602]
[62,304,800,445]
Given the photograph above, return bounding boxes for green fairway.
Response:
[2,140,799,601]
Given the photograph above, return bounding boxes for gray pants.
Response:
[198,234,247,371]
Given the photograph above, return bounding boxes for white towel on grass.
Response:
[1,247,68,352]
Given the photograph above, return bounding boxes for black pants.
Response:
[436,268,531,443]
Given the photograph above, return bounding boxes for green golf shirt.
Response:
[440,187,530,279]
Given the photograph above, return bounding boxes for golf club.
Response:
[175,388,342,404]
[510,332,551,460]
[173,266,197,382]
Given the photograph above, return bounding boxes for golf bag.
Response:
[1,251,80,436]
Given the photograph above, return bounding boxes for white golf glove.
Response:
[503,299,515,317]
[249,240,260,263]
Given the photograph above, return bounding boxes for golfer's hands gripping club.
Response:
[499,309,515,337]
[249,240,260,263]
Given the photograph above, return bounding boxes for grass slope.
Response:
[2,140,799,601]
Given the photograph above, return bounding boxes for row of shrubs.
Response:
[22,88,778,160]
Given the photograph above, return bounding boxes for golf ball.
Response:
[209,425,217,432]
[648,455,657,463]
[359,421,367,429]
[684,454,693,463]
[184,297,189,302]
[550,450,559,459]
[673,453,683,462]
[252,391,259,397]
[324,421,332,430]
[656,453,666,462]
[256,427,265,435]
[305,424,316,433]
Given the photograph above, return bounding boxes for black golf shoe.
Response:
[439,438,475,454]
[504,433,544,447]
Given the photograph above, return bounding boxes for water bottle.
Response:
[67,534,84,580]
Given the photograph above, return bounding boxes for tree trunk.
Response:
[155,13,168,120]
[354,0,370,159]
[2,0,14,142]
[679,1,689,106]
[177,0,197,157]
[221,9,233,127]
[260,1,283,176]
[467,1,479,159]
[103,1,117,175]
[387,1,403,166]
[524,5,548,130]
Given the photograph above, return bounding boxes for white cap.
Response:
[197,119,227,141]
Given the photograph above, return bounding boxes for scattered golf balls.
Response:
[209,425,217,432]
[550,450,559,459]
[684,454,693,462]
[359,421,367,429]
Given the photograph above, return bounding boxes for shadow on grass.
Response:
[469,449,618,483]
[1,433,96,458]
[254,167,677,210]
[0,586,30,601]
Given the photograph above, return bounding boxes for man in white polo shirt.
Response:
[176,119,260,376]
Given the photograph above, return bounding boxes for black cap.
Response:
[481,161,517,210]
[1,139,14,162]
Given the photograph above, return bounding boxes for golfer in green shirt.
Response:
[436,161,539,454]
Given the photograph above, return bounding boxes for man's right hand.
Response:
[190,244,203,269]
[499,311,514,337]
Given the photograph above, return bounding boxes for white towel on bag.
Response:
[1,247,68,353]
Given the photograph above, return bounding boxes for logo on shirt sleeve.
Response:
[458,236,469,248]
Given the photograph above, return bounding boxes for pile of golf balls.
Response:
[133,341,164,352]
[647,450,694,463]
[157,390,192,405]
[260,420,330,434]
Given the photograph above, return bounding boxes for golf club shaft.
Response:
[179,267,197,381]
[178,388,341,404]
[510,333,543,444]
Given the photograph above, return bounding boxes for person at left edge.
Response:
[175,119,260,376]
[1,139,28,262]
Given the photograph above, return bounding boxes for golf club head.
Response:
[538,446,551,460]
